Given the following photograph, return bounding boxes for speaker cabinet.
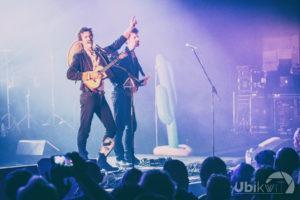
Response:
[273,94,300,135]
[237,66,252,93]
[233,93,251,134]
[16,140,60,156]
[233,92,271,134]
[15,140,60,165]
[250,94,272,134]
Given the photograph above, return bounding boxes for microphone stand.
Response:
[17,88,38,129]
[1,51,20,134]
[43,55,74,130]
[154,67,158,147]
[116,64,140,168]
[189,47,219,156]
[123,76,136,168]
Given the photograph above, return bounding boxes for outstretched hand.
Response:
[129,16,137,31]
[124,16,137,39]
[141,74,151,86]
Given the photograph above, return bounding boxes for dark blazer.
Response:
[110,47,145,90]
[67,35,127,91]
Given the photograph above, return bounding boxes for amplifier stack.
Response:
[233,65,300,135]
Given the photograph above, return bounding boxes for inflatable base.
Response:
[153,144,192,156]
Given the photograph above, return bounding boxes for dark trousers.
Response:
[112,90,137,161]
[77,91,116,159]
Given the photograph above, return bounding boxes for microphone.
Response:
[93,44,100,51]
[185,43,198,49]
[93,44,107,54]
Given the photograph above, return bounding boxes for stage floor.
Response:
[106,153,244,180]
[0,153,244,169]
[107,154,244,168]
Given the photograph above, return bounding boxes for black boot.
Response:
[125,155,140,165]
[97,153,118,171]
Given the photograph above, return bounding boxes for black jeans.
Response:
[112,90,137,161]
[77,91,116,159]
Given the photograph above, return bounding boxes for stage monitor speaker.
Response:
[245,136,294,165]
[16,140,60,156]
[0,164,39,200]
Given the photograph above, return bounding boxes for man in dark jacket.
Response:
[67,17,137,171]
[110,28,149,166]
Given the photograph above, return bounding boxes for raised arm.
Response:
[123,16,137,39]
[105,17,137,53]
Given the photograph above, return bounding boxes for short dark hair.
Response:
[131,28,139,34]
[5,169,32,200]
[121,168,143,186]
[230,162,254,186]
[275,147,299,175]
[78,27,93,41]
[255,150,275,167]
[200,156,227,187]
[139,170,175,200]
[207,174,231,200]
[163,159,189,190]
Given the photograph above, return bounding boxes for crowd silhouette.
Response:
[4,131,300,200]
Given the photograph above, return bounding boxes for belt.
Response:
[83,86,105,95]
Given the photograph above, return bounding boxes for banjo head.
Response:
[67,41,83,67]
